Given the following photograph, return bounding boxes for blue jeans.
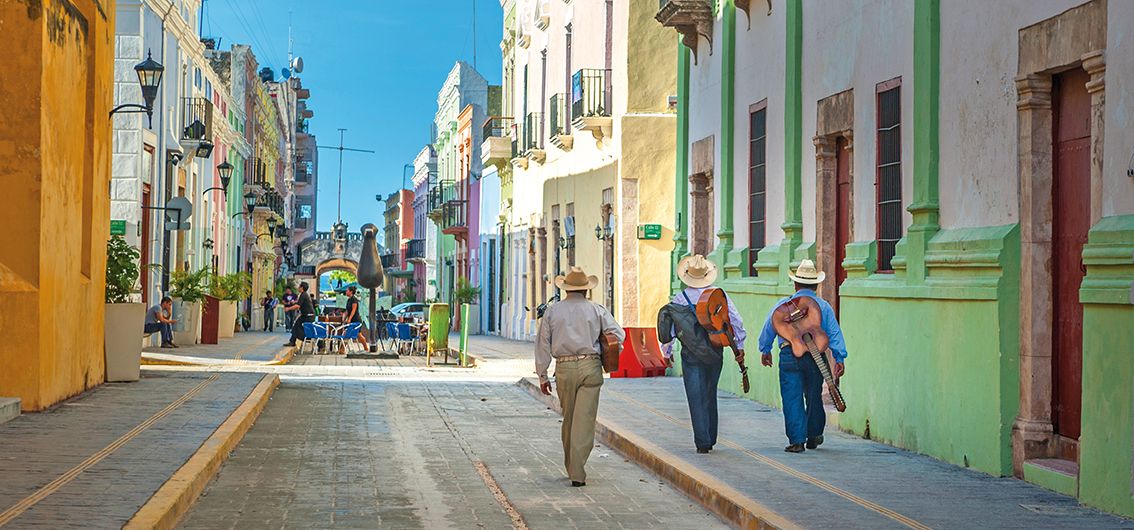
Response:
[779,348,826,444]
[681,355,723,450]
[144,322,173,345]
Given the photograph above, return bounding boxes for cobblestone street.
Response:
[179,379,728,529]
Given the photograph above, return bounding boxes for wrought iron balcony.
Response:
[481,116,516,169]
[180,97,214,142]
[381,252,398,269]
[571,69,614,144]
[295,158,313,183]
[655,0,714,61]
[406,238,426,261]
[427,180,457,216]
[549,93,573,151]
[522,112,545,163]
[439,200,468,236]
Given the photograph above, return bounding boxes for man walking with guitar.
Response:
[657,255,748,454]
[757,259,848,453]
[534,267,625,487]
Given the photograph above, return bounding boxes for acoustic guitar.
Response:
[601,331,621,373]
[771,296,846,412]
[694,288,751,393]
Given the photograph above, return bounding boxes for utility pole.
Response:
[318,129,375,225]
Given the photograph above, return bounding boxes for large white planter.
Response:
[105,303,145,382]
[218,301,238,339]
[172,300,202,345]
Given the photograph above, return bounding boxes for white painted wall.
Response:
[1103,0,1134,218]
[685,10,724,238]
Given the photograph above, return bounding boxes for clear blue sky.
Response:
[204,0,502,233]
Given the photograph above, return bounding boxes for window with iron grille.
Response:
[876,80,902,272]
[747,102,767,275]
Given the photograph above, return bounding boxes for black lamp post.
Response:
[267,216,278,237]
[204,161,234,195]
[244,192,258,213]
[110,50,164,127]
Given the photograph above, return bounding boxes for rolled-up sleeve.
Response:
[534,317,553,382]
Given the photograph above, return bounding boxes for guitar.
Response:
[600,331,621,373]
[770,297,846,412]
[694,288,751,393]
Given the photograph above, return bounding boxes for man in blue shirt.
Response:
[757,259,847,453]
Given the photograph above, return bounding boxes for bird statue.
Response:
[356,223,385,354]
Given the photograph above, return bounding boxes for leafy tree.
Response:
[328,270,356,287]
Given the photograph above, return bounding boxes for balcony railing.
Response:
[550,94,569,136]
[406,238,426,261]
[295,159,312,183]
[571,69,611,120]
[180,97,214,141]
[440,200,468,235]
[428,180,457,213]
[381,253,398,269]
[482,116,517,168]
[483,115,515,140]
[523,112,543,152]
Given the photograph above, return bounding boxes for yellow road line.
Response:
[606,388,933,530]
[125,374,279,530]
[0,375,219,527]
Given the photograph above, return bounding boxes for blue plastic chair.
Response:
[396,323,415,355]
[385,322,398,342]
[300,321,329,355]
[334,322,364,353]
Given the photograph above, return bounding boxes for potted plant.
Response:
[104,236,144,382]
[169,268,210,346]
[211,272,250,338]
[452,277,481,331]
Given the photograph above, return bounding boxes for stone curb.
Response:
[518,377,801,530]
[141,345,294,367]
[123,374,280,530]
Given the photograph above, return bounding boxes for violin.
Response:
[771,296,846,411]
[694,288,751,393]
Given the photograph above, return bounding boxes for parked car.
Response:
[390,302,425,321]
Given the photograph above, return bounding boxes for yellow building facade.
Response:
[0,0,116,410]
[496,0,676,339]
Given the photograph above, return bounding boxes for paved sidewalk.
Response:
[521,376,1134,529]
[0,372,268,529]
[180,380,727,529]
[143,331,292,366]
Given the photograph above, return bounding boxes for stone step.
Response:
[0,397,20,425]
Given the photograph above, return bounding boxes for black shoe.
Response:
[571,481,586,487]
[284,342,296,347]
[696,447,711,454]
[784,444,806,453]
[160,342,175,349]
[806,435,824,449]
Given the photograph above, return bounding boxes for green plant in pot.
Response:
[104,236,144,382]
[452,277,481,330]
[168,268,211,345]
[210,272,251,336]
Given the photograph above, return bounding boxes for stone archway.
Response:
[1012,0,1106,476]
[813,89,854,305]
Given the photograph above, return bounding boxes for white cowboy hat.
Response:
[789,259,826,285]
[677,255,718,289]
[555,266,599,292]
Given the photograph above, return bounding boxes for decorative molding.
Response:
[1080,215,1134,305]
[655,0,714,63]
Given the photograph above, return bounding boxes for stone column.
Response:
[1012,74,1056,475]
[813,135,838,303]
[689,173,713,257]
[1082,50,1106,225]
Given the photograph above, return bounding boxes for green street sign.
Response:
[637,224,662,240]
[110,220,127,236]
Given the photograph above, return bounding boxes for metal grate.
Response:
[571,69,611,120]
[876,85,902,272]
[748,107,767,275]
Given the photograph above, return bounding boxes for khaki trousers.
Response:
[554,357,604,482]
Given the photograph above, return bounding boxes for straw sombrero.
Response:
[555,266,599,292]
[676,255,718,289]
[788,259,826,285]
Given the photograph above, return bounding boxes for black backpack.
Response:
[657,298,723,365]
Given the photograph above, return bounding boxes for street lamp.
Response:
[594,223,613,240]
[242,191,258,214]
[267,216,278,237]
[110,50,164,127]
[204,161,234,195]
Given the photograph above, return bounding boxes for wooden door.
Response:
[141,184,151,303]
[834,136,852,317]
[1051,67,1090,441]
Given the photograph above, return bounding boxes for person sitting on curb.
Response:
[757,259,848,453]
[144,296,178,348]
[534,266,625,487]
[658,255,747,454]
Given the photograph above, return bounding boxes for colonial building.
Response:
[409,146,439,303]
[490,0,677,340]
[659,0,1134,517]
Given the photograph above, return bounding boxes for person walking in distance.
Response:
[534,266,625,487]
[144,296,178,348]
[343,285,369,351]
[282,287,298,331]
[261,290,277,332]
[283,282,316,347]
[657,255,747,453]
[757,259,848,453]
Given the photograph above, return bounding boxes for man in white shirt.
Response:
[535,267,625,487]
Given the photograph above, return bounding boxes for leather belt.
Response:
[555,353,599,363]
